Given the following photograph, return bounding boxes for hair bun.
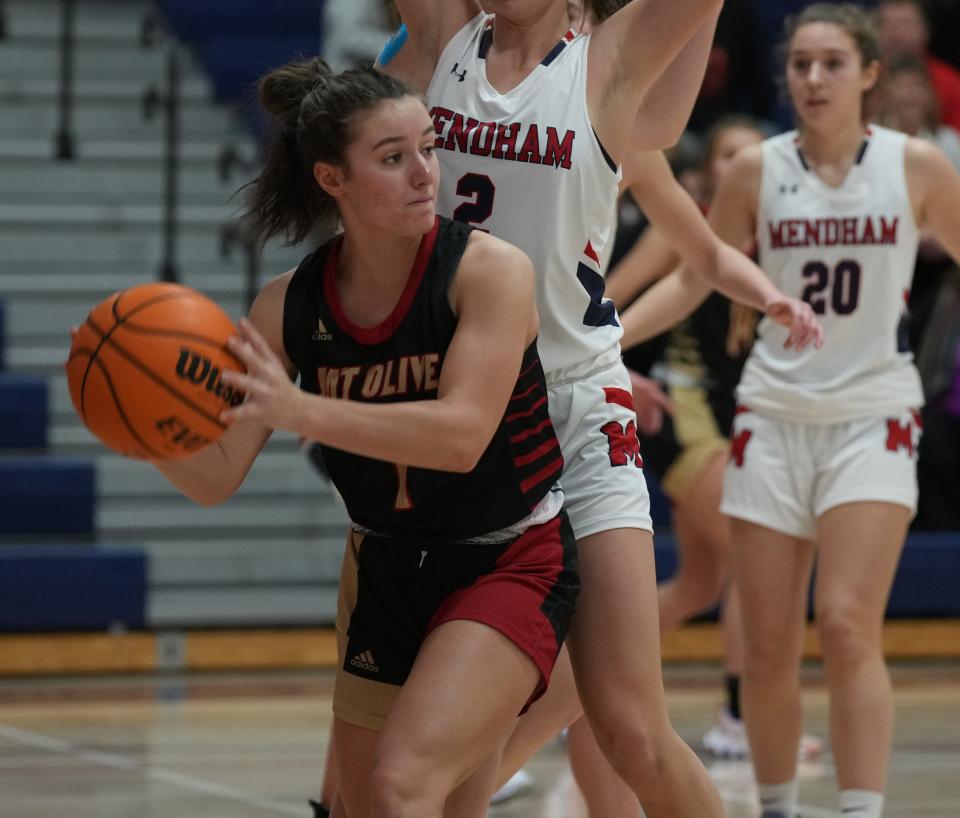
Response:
[259,57,333,122]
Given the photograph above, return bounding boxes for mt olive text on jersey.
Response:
[316,354,441,400]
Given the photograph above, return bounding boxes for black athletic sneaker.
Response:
[309,800,331,818]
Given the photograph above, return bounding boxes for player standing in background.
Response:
[630,5,960,816]
[383,1,821,815]
[151,61,581,818]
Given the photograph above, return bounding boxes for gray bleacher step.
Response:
[0,163,243,202]
[0,99,242,140]
[97,495,348,535]
[0,137,257,162]
[147,585,339,628]
[0,39,193,80]
[0,262,287,282]
[0,272,250,298]
[0,75,211,103]
[46,416,307,451]
[5,293,249,340]
[6,0,153,42]
[129,538,345,585]
[94,449,332,499]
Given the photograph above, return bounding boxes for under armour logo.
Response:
[779,183,800,194]
[451,63,467,82]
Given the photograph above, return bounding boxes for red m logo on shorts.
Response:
[600,387,643,468]
[601,419,643,467]
[730,429,752,467]
[885,418,914,454]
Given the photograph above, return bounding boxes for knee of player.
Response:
[368,749,424,813]
[816,603,878,664]
[588,713,671,783]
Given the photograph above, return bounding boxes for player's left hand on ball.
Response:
[219,317,300,429]
[764,296,824,352]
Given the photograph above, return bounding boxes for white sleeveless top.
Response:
[738,125,924,423]
[426,14,622,375]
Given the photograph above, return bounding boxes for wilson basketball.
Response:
[66,282,245,461]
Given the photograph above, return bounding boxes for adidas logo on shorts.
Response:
[350,649,379,673]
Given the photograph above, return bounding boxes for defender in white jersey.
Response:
[701,6,960,818]
[380,2,823,816]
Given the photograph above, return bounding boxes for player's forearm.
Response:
[629,7,721,149]
[619,266,710,350]
[292,393,497,474]
[702,242,779,312]
[152,422,270,507]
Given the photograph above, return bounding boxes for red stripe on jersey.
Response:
[520,456,564,493]
[583,241,599,264]
[510,417,554,444]
[603,387,634,412]
[513,437,560,468]
[510,381,541,403]
[735,405,752,415]
[506,394,547,423]
[518,356,541,380]
[324,217,440,345]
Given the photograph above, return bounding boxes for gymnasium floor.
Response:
[0,663,957,818]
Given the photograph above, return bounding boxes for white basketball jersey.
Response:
[426,14,622,375]
[738,125,924,423]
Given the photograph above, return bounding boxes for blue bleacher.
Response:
[0,457,95,536]
[0,547,146,631]
[0,373,47,449]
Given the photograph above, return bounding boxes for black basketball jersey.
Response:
[283,216,562,541]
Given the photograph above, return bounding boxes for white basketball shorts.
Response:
[546,348,653,541]
[721,406,921,540]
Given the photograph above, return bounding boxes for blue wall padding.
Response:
[202,35,322,102]
[160,0,321,43]
[887,532,960,617]
[0,374,48,449]
[0,457,94,535]
[645,470,673,528]
[653,531,960,619]
[0,547,146,630]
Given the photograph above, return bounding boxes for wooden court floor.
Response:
[0,662,957,818]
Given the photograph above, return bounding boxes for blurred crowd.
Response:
[319,0,960,530]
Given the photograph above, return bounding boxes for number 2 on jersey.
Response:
[453,173,496,229]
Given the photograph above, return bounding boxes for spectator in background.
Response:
[881,55,960,169]
[321,0,398,71]
[914,269,960,530]
[878,53,960,372]
[686,0,776,134]
[876,0,960,131]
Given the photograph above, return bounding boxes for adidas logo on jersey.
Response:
[350,650,379,673]
[312,319,333,341]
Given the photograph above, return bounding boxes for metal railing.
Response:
[141,12,182,283]
[53,0,76,159]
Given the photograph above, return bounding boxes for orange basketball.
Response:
[65,282,245,461]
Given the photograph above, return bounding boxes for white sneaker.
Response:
[702,709,824,761]
[702,708,750,759]
[489,769,534,805]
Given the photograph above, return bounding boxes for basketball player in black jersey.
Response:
[153,61,578,818]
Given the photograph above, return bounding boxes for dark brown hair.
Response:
[784,3,882,68]
[242,59,416,247]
